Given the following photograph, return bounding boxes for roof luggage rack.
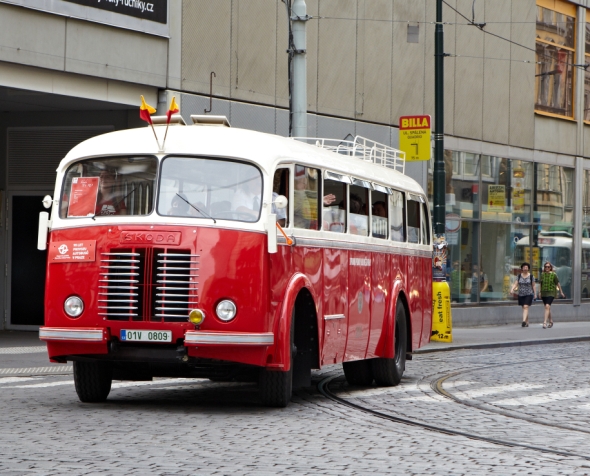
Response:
[293,136,405,174]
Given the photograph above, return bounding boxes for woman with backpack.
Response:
[539,261,565,329]
[510,262,537,327]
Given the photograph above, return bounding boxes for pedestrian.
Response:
[510,262,537,327]
[539,261,565,329]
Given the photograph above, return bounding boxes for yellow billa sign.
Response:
[399,115,431,162]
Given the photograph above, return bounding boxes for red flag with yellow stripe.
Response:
[166,97,179,124]
[139,95,156,125]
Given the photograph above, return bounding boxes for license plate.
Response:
[120,330,172,343]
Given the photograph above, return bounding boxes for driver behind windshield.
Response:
[96,169,127,216]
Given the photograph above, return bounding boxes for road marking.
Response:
[456,383,545,398]
[493,387,590,406]
[0,346,46,355]
[0,377,40,385]
[0,366,72,375]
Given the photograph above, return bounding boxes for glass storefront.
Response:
[430,151,575,304]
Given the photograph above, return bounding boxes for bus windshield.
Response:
[158,156,263,223]
[60,156,158,218]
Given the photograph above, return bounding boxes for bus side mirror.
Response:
[42,195,53,209]
[38,211,49,251]
[273,195,288,209]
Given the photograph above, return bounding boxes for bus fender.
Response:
[268,273,316,371]
[379,279,408,359]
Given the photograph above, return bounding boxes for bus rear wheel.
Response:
[371,300,407,386]
[73,361,113,403]
[343,359,374,386]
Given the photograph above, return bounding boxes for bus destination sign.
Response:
[399,115,431,162]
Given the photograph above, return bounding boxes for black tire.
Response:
[73,361,113,403]
[343,359,374,386]
[259,311,294,407]
[371,300,407,386]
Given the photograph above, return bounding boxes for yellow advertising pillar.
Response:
[431,281,453,342]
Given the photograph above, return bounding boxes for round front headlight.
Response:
[216,300,237,322]
[64,296,84,318]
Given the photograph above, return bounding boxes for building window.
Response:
[535,1,576,118]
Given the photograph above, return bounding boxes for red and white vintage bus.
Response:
[38,115,432,407]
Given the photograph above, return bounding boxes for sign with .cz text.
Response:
[399,115,431,162]
[49,241,96,263]
[63,0,168,24]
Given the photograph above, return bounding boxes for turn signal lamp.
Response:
[188,309,206,325]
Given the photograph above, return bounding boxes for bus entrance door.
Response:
[345,251,371,361]
[322,249,348,365]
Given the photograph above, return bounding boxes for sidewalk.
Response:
[416,320,590,353]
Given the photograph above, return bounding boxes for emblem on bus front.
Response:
[120,231,182,245]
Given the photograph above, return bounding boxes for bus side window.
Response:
[371,189,388,239]
[272,168,289,227]
[407,198,420,244]
[349,182,369,236]
[323,178,346,233]
[390,190,405,242]
[293,165,320,230]
[421,202,431,245]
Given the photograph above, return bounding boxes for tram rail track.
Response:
[317,369,590,463]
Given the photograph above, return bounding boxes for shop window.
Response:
[535,2,576,118]
[293,165,320,230]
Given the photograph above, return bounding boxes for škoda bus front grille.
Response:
[99,248,198,322]
[152,251,199,321]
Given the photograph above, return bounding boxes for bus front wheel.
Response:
[73,361,113,403]
[371,300,407,386]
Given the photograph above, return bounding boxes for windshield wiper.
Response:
[176,193,216,223]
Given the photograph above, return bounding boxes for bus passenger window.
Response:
[323,179,346,233]
[349,180,369,236]
[371,190,388,239]
[390,190,405,242]
[421,202,431,245]
[273,168,289,227]
[407,198,420,244]
[293,165,320,230]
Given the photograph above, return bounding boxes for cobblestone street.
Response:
[1,340,590,474]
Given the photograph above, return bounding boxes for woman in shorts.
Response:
[539,261,565,329]
[510,262,537,327]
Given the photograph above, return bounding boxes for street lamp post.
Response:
[433,0,446,239]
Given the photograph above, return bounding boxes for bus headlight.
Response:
[64,296,84,318]
[216,300,237,322]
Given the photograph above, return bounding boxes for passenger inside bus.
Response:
[293,166,319,230]
[347,186,368,236]
[95,169,127,216]
[167,193,191,216]
[273,169,289,226]
[371,199,388,239]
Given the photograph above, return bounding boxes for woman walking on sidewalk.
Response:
[510,262,537,327]
[539,261,565,329]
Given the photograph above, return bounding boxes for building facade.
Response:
[0,0,589,331]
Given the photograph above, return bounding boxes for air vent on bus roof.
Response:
[152,115,186,126]
[191,115,231,127]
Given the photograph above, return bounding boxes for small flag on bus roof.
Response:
[139,95,156,125]
[166,97,179,124]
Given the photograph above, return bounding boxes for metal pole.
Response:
[291,0,308,138]
[433,0,445,236]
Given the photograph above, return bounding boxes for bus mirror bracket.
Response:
[38,211,49,251]
[267,213,278,254]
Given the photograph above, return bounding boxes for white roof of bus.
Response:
[61,125,425,195]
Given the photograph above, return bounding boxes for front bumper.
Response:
[39,327,274,346]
